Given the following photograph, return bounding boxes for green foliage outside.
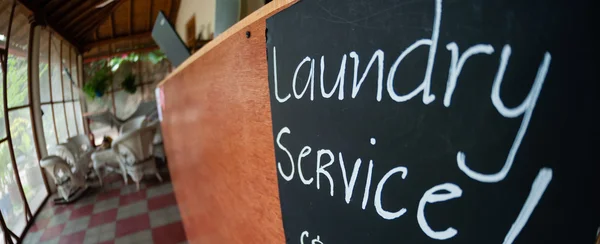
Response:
[0,54,36,225]
[84,50,166,98]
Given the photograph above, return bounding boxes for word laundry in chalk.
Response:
[271,0,554,241]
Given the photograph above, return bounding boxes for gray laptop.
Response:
[152,11,190,68]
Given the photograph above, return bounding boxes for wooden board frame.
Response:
[157,0,298,243]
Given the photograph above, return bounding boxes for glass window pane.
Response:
[6,52,28,108]
[65,102,77,136]
[51,34,62,101]
[62,42,72,101]
[75,101,84,135]
[8,108,47,212]
[53,104,68,143]
[0,142,27,235]
[0,57,5,139]
[6,4,30,108]
[41,104,57,149]
[39,29,51,103]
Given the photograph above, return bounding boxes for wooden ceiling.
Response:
[18,0,180,58]
[0,0,41,60]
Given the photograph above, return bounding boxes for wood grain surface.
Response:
[158,0,297,243]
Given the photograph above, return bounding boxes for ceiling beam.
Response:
[60,0,105,27]
[166,0,172,19]
[16,0,83,50]
[71,0,126,39]
[169,0,181,24]
[110,13,116,37]
[0,1,11,15]
[44,0,65,10]
[83,45,158,63]
[49,0,81,19]
[72,13,109,39]
[129,0,134,35]
[83,31,152,49]
[71,11,109,38]
[148,0,153,29]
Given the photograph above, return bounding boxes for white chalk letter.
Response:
[350,50,384,101]
[374,166,408,220]
[443,42,495,107]
[276,127,294,181]
[300,231,309,244]
[273,46,291,103]
[338,153,362,204]
[503,168,552,244]
[418,183,463,240]
[293,57,315,101]
[458,45,552,183]
[361,160,374,210]
[387,0,441,104]
[320,55,347,100]
[298,146,313,185]
[316,149,335,196]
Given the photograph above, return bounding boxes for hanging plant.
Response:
[147,50,166,64]
[83,66,111,98]
[121,73,137,94]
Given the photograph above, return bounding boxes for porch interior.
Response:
[0,0,267,243]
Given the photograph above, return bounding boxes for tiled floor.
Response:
[22,172,187,244]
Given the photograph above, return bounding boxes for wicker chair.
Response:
[51,135,93,177]
[40,156,86,202]
[112,125,163,190]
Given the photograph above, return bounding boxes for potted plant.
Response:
[84,66,111,98]
[121,73,137,94]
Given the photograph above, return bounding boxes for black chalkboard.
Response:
[266,0,599,243]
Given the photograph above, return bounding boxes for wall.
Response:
[175,0,216,41]
[175,0,265,41]
[246,0,265,17]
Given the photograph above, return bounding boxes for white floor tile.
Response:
[117,201,148,220]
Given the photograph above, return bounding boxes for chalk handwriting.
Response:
[271,0,554,241]
[301,231,325,244]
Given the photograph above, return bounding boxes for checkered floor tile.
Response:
[22,172,188,244]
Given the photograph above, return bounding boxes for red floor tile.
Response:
[148,193,177,211]
[40,223,66,242]
[152,221,187,244]
[52,205,72,215]
[69,204,94,220]
[29,218,50,232]
[88,208,118,228]
[119,190,147,206]
[96,188,122,202]
[104,173,125,184]
[26,177,185,244]
[115,214,151,238]
[59,230,86,244]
